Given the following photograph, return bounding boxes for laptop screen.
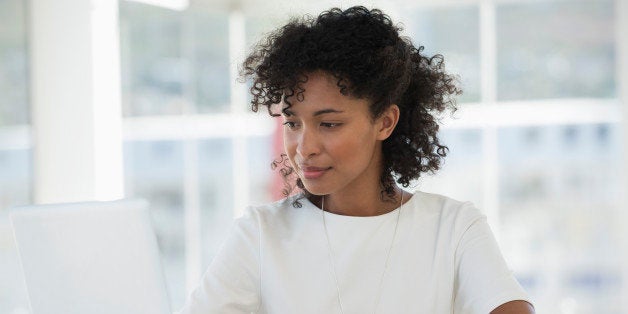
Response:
[10,199,172,314]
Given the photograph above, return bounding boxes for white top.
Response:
[179,191,531,314]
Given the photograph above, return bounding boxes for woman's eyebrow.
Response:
[282,108,344,117]
[313,109,344,116]
[282,108,295,116]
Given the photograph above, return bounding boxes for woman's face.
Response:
[282,71,394,196]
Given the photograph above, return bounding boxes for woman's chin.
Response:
[300,181,330,196]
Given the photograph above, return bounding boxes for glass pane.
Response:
[247,135,274,205]
[0,0,31,312]
[497,0,615,100]
[403,5,480,103]
[120,3,231,116]
[413,129,484,209]
[0,148,32,208]
[498,123,623,313]
[119,2,185,116]
[123,140,186,309]
[198,139,233,268]
[192,11,230,114]
[0,148,32,314]
[245,15,283,48]
[0,0,28,126]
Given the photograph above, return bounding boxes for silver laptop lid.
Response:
[9,199,171,314]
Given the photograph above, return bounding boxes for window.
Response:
[497,0,615,100]
[119,3,274,308]
[408,0,623,312]
[1,1,624,313]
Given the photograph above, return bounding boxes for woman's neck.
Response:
[315,186,406,217]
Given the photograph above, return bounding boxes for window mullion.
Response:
[615,0,628,309]
[181,9,202,295]
[479,0,501,240]
[229,9,249,220]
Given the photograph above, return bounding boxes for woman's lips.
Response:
[300,166,331,179]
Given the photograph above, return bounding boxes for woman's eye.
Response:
[321,122,341,128]
[283,121,297,129]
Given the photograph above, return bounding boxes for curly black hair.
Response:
[240,6,461,206]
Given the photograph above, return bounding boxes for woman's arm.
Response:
[491,300,535,314]
[452,204,534,313]
[178,208,261,314]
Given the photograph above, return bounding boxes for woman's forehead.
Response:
[281,96,370,118]
[284,71,340,95]
[277,71,374,117]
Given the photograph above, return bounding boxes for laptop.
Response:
[9,198,172,314]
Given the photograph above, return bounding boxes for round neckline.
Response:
[300,192,416,221]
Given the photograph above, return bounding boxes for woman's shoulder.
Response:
[410,190,485,227]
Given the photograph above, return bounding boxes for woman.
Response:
[180,6,534,314]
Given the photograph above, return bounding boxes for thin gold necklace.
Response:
[321,193,404,314]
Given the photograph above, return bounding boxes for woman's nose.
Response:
[296,127,320,158]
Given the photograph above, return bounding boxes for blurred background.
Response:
[0,0,626,313]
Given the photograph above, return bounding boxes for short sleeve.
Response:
[452,206,531,314]
[178,207,261,314]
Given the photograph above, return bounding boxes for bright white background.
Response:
[0,0,627,313]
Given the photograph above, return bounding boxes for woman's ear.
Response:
[376,104,400,141]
